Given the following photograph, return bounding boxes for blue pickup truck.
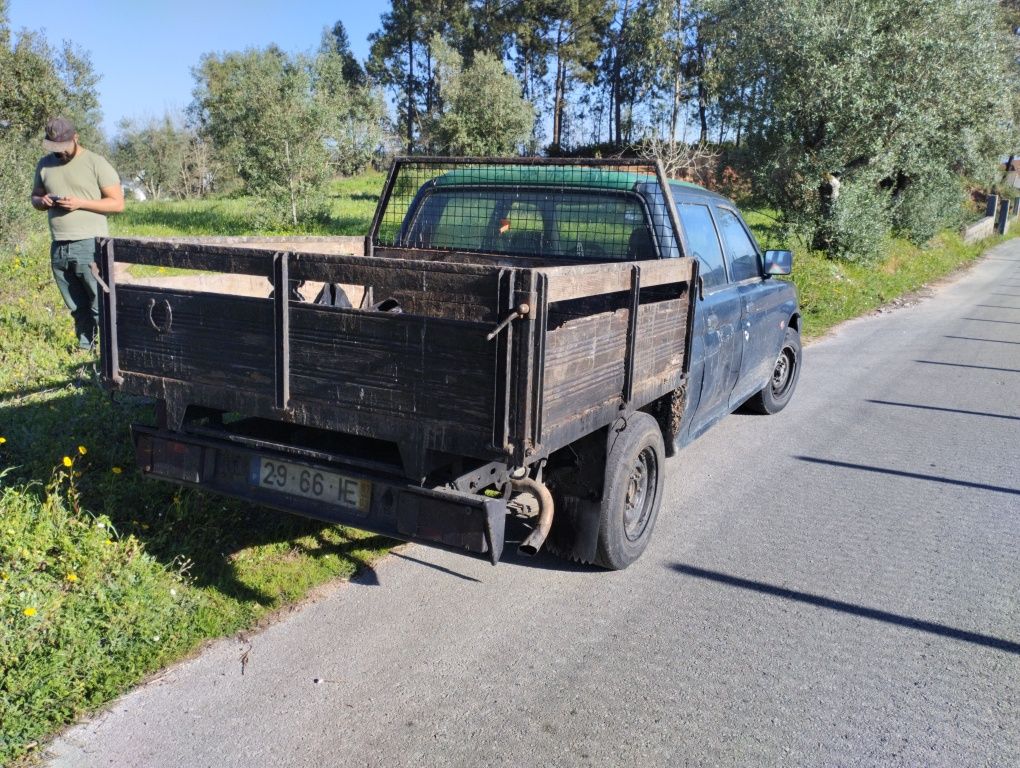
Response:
[100,158,800,570]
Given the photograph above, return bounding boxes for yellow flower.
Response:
[23,607,36,617]
[111,466,123,474]
[62,456,73,467]
[77,445,87,456]
[0,436,6,444]
[105,539,112,545]
[66,572,78,583]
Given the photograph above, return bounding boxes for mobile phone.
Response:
[50,195,62,203]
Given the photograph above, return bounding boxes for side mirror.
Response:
[764,249,793,276]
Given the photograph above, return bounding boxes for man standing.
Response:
[31,116,124,351]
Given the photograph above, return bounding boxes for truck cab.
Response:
[668,183,800,443]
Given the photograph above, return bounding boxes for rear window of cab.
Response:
[403,188,657,261]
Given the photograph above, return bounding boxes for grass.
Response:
[741,207,1010,338]
[112,173,384,278]
[0,173,1012,765]
[0,175,390,766]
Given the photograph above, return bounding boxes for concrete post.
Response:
[996,200,1010,234]
[986,195,999,218]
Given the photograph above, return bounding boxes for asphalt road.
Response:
[48,243,1020,767]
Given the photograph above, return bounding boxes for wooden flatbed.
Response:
[98,158,699,567]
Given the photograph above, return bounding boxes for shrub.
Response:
[815,177,892,263]
[893,171,967,245]
[717,166,753,204]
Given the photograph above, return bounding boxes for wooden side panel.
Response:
[632,298,687,387]
[542,309,628,432]
[112,241,505,323]
[288,304,497,430]
[116,286,275,393]
[540,292,689,452]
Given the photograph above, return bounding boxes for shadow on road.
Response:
[669,563,1020,655]
[944,335,1020,345]
[915,360,1020,374]
[390,551,482,582]
[865,399,1020,422]
[962,317,1020,325]
[795,455,1020,496]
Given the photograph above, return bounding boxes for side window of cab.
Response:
[676,202,727,291]
[715,207,761,282]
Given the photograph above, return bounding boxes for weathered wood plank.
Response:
[542,310,628,430]
[539,257,695,303]
[116,287,276,393]
[289,305,497,427]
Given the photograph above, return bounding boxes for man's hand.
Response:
[52,188,125,215]
[31,193,59,210]
[52,196,80,211]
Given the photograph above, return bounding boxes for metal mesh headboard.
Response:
[368,157,686,262]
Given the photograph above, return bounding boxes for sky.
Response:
[8,0,389,138]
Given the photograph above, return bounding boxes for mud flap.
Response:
[397,490,506,565]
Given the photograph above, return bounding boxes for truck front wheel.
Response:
[594,413,665,570]
[745,326,801,415]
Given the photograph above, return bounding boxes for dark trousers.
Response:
[51,239,99,349]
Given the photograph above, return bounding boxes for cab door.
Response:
[675,201,743,435]
[713,205,787,405]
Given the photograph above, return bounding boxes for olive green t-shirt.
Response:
[33,148,120,242]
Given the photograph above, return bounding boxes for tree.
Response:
[541,0,614,151]
[706,0,1018,260]
[112,114,210,200]
[424,37,535,155]
[314,31,387,175]
[191,47,333,226]
[326,20,367,87]
[600,0,672,147]
[0,2,103,251]
[367,0,473,152]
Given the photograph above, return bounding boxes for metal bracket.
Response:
[272,252,291,410]
[146,298,173,334]
[486,302,531,341]
[89,261,111,294]
[622,265,641,404]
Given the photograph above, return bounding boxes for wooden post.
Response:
[273,252,290,410]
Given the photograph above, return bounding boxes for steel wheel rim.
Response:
[623,447,658,541]
[771,347,795,398]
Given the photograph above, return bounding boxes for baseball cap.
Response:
[43,117,76,153]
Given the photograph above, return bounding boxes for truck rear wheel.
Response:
[594,413,665,570]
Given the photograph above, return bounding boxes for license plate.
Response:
[250,457,371,513]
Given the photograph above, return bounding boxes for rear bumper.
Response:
[132,426,507,564]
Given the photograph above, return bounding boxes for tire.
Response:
[746,326,802,415]
[594,412,666,570]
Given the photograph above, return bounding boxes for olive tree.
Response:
[706,0,1017,260]
[192,43,386,225]
[113,114,207,200]
[191,47,333,226]
[313,30,387,176]
[424,37,535,155]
